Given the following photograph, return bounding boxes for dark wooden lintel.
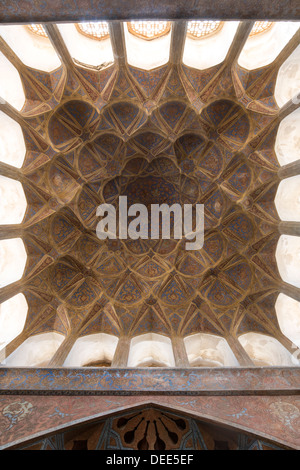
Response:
[0,367,299,396]
[0,0,299,23]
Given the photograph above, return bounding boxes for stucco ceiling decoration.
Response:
[0,20,299,368]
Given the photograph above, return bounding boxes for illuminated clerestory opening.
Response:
[27,21,274,41]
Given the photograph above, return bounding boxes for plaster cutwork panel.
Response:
[0,20,299,369]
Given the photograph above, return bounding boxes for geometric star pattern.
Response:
[0,21,299,367]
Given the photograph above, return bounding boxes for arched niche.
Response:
[238,22,300,70]
[275,176,300,221]
[276,235,300,288]
[275,293,300,349]
[56,23,114,67]
[0,111,26,168]
[124,22,172,70]
[238,332,296,366]
[0,25,61,72]
[0,176,27,224]
[0,293,28,349]
[0,238,27,288]
[275,107,300,166]
[275,44,300,107]
[184,333,239,367]
[63,332,118,367]
[183,21,239,70]
[3,332,65,367]
[128,333,175,367]
[0,51,25,110]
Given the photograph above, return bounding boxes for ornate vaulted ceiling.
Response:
[0,20,299,368]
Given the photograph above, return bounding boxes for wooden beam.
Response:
[276,332,300,359]
[47,333,77,367]
[43,23,74,69]
[0,225,23,240]
[171,336,190,367]
[0,36,22,70]
[281,283,300,303]
[111,335,131,367]
[0,0,299,23]
[278,159,300,179]
[169,21,187,65]
[226,334,255,366]
[276,27,300,68]
[279,96,300,120]
[108,22,126,67]
[225,21,255,66]
[0,100,32,131]
[279,222,300,237]
[0,161,22,181]
[0,281,22,305]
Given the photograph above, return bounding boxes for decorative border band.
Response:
[0,367,299,395]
